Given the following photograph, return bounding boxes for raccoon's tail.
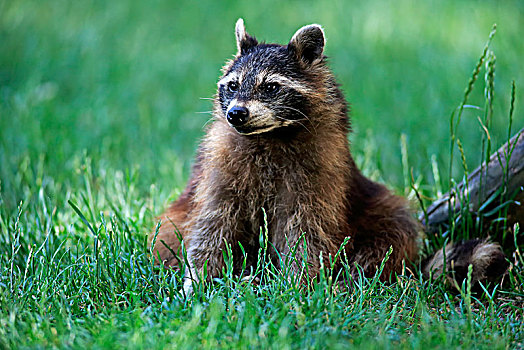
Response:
[422,239,509,288]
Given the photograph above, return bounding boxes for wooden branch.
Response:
[422,127,524,233]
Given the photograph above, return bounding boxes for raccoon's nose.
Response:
[227,106,249,127]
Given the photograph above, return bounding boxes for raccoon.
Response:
[150,19,508,292]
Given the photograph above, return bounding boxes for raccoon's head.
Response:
[216,19,330,136]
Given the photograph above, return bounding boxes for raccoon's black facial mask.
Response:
[216,19,325,136]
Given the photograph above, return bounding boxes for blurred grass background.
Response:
[1,1,523,347]
[1,0,523,206]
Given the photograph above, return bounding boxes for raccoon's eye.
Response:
[264,82,280,94]
[227,81,239,93]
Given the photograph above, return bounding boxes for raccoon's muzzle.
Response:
[226,106,249,127]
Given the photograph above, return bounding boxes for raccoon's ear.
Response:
[288,24,325,65]
[235,18,258,56]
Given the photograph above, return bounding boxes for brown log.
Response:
[422,127,524,233]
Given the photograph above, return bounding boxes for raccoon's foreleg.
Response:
[271,211,340,284]
[183,214,241,294]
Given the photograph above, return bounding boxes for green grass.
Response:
[1,0,523,348]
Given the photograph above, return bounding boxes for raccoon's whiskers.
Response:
[274,106,316,135]
[201,117,216,129]
[273,114,314,135]
[276,106,312,123]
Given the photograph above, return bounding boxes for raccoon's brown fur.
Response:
[150,19,507,291]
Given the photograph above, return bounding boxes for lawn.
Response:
[0,0,523,348]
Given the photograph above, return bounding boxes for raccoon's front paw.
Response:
[240,274,261,286]
[182,263,197,297]
[183,275,194,296]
